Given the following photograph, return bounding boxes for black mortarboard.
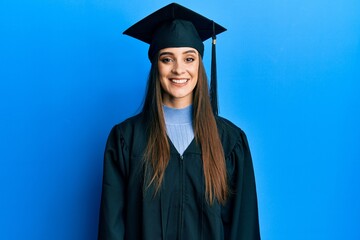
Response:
[123,2,226,115]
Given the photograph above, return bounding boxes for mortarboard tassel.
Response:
[210,21,218,116]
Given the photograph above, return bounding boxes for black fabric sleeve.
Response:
[221,130,261,240]
[98,126,127,240]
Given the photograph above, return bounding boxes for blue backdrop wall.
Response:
[1,0,359,239]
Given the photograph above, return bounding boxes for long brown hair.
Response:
[142,55,228,204]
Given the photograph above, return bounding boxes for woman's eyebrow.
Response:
[159,52,174,57]
[159,50,197,56]
[183,50,197,54]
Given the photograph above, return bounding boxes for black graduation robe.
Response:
[98,113,260,240]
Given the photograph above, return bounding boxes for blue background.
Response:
[1,0,359,239]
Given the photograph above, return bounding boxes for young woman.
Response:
[98,3,260,240]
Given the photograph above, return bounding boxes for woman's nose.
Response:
[171,61,186,74]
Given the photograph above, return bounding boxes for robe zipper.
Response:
[178,154,184,240]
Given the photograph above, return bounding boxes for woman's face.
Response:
[158,47,199,108]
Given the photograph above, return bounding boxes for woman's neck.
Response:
[162,97,193,109]
[163,104,193,124]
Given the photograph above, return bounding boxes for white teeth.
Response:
[171,79,188,83]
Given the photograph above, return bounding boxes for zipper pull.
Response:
[180,155,184,160]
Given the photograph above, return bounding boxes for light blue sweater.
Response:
[163,105,194,155]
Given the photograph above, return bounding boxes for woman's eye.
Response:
[160,58,172,63]
[185,57,195,62]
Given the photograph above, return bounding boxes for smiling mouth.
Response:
[170,78,189,84]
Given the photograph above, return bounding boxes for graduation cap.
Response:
[123,2,226,115]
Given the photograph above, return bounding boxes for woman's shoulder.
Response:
[106,113,148,153]
[110,112,147,140]
[215,115,246,137]
[215,116,249,157]
[116,112,144,128]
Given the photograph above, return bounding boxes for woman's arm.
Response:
[98,126,127,240]
[222,130,261,239]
